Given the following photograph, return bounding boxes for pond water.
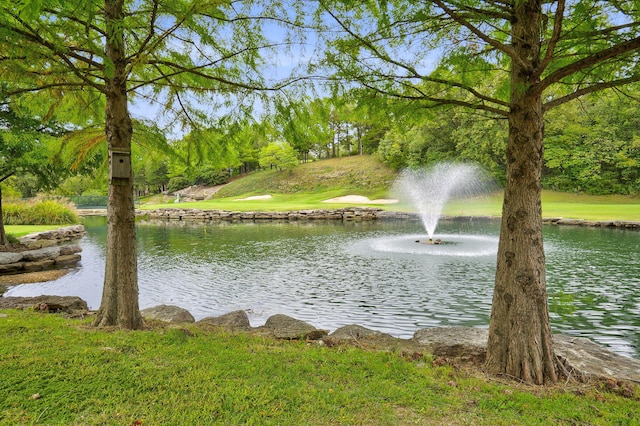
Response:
[6,216,640,358]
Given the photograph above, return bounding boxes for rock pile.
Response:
[138,207,385,221]
[0,225,85,276]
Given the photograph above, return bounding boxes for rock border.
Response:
[135,207,640,229]
[0,225,85,276]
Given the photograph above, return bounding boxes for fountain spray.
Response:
[392,162,494,240]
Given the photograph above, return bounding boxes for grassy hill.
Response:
[140,155,640,221]
[215,155,396,199]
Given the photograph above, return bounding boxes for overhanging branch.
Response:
[543,75,640,111]
[536,36,640,95]
[431,0,519,67]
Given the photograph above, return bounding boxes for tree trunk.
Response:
[93,0,143,329]
[486,0,559,384]
[0,186,7,246]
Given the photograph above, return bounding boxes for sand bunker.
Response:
[234,194,273,201]
[322,195,398,204]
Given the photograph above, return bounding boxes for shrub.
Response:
[68,195,108,208]
[5,234,19,244]
[167,177,192,193]
[194,167,230,186]
[2,199,79,225]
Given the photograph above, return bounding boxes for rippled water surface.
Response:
[7,217,640,357]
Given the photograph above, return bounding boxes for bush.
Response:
[5,234,19,244]
[68,195,108,207]
[194,167,230,186]
[2,199,79,225]
[167,177,192,193]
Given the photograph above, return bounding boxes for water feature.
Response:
[392,163,494,239]
[5,217,640,358]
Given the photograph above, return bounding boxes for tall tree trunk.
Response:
[0,186,7,246]
[486,0,559,384]
[93,0,143,329]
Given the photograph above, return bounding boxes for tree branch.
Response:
[129,0,159,62]
[5,83,97,96]
[5,13,105,92]
[42,7,106,37]
[0,172,15,184]
[536,0,565,79]
[536,35,640,95]
[431,0,520,65]
[543,75,640,111]
[352,78,508,117]
[320,4,425,82]
[128,40,291,93]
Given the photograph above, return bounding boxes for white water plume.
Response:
[392,162,494,238]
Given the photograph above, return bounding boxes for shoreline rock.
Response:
[0,295,87,313]
[0,226,84,277]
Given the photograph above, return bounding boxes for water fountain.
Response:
[392,162,494,241]
[353,162,501,257]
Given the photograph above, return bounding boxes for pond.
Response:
[6,216,640,358]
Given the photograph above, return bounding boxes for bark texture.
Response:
[93,0,143,329]
[486,0,559,384]
[0,186,7,246]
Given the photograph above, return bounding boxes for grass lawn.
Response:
[540,192,640,221]
[140,190,640,222]
[1,310,638,425]
[4,224,69,238]
[141,190,376,212]
[137,157,639,221]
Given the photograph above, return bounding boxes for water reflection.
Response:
[6,216,639,358]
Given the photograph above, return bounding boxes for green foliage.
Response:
[377,110,507,184]
[544,92,640,195]
[215,155,396,198]
[259,142,299,171]
[1,310,638,425]
[0,1,293,125]
[56,174,108,197]
[2,199,79,225]
[67,195,108,208]
[166,177,192,194]
[4,233,19,244]
[194,166,230,186]
[317,1,640,202]
[378,129,409,170]
[0,178,21,199]
[0,104,69,191]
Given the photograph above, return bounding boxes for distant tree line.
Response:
[376,90,640,195]
[3,87,638,200]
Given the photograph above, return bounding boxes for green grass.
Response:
[215,156,397,199]
[442,191,640,221]
[1,310,638,425]
[540,191,640,221]
[142,190,391,212]
[138,156,640,221]
[142,188,639,223]
[2,199,79,226]
[4,224,66,238]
